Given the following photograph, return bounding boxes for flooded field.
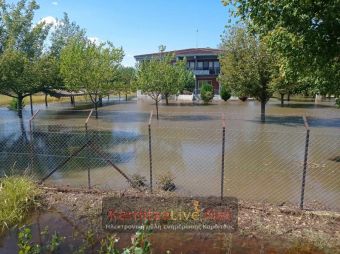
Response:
[0,98,339,210]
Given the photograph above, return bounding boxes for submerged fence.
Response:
[0,109,339,211]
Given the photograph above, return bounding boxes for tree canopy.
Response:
[222,0,340,97]
[60,38,124,118]
[219,27,277,121]
[0,0,51,117]
[136,48,195,119]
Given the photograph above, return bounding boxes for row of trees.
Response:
[219,0,339,121]
[0,0,135,118]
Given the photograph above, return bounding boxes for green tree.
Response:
[117,66,136,101]
[200,83,214,104]
[136,55,167,119]
[222,0,340,98]
[219,27,276,122]
[50,12,86,58]
[60,38,124,118]
[0,0,51,118]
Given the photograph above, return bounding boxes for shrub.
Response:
[130,174,147,188]
[200,83,214,104]
[238,96,248,102]
[336,98,340,108]
[158,172,176,191]
[220,85,232,101]
[8,98,25,111]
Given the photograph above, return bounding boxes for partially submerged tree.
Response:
[136,47,195,117]
[162,57,194,105]
[136,56,164,119]
[60,38,124,118]
[117,66,136,101]
[222,0,340,100]
[0,0,51,117]
[219,27,276,122]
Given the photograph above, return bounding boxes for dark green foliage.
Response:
[8,98,25,111]
[220,85,231,101]
[200,83,214,104]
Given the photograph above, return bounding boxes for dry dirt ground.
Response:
[40,185,340,253]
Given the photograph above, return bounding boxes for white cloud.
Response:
[39,16,58,26]
[52,1,58,6]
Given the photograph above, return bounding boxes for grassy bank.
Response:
[0,176,40,231]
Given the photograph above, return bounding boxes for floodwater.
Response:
[0,209,327,254]
[0,98,339,210]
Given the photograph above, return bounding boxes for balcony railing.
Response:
[191,67,220,76]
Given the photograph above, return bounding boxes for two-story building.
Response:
[134,48,222,96]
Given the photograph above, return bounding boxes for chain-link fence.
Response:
[0,109,339,211]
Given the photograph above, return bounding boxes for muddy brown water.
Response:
[0,99,339,211]
[0,209,327,254]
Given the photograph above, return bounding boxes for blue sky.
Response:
[30,0,231,66]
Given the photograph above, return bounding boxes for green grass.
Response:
[0,176,41,231]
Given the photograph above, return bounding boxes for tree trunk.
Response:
[125,93,128,101]
[261,100,266,123]
[30,94,33,116]
[118,93,121,102]
[45,93,48,107]
[98,96,103,107]
[280,93,284,107]
[107,95,110,101]
[155,100,159,120]
[17,94,23,118]
[73,96,76,107]
[165,94,169,105]
[94,103,98,119]
[287,92,291,101]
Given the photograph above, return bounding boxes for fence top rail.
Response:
[85,109,94,126]
[221,113,226,128]
[29,109,40,123]
[148,110,153,126]
[303,115,310,130]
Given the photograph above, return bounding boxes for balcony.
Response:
[191,67,220,76]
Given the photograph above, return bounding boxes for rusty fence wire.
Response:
[0,110,339,211]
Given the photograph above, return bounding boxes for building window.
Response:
[203,61,209,70]
[214,61,220,68]
[189,61,195,69]
[209,61,214,68]
[197,61,203,70]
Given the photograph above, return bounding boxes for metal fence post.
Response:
[148,110,153,193]
[300,115,310,209]
[29,110,40,171]
[221,113,226,200]
[85,109,93,189]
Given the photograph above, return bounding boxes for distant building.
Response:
[134,48,222,96]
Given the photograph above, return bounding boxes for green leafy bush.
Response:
[8,98,25,111]
[336,98,340,108]
[220,85,232,101]
[200,83,214,104]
